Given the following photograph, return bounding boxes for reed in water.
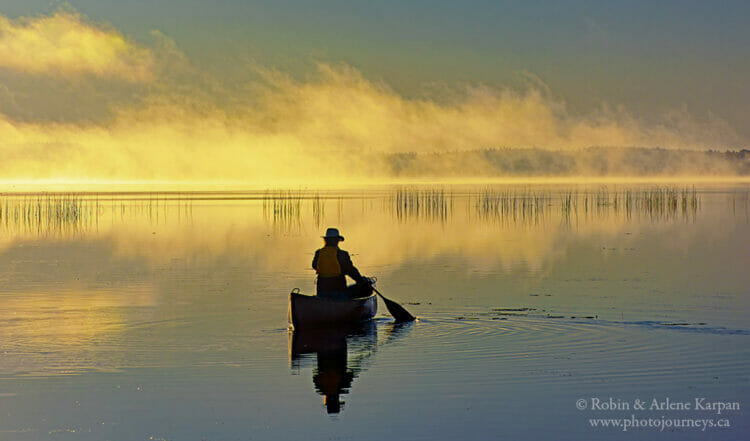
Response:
[0,193,193,235]
[389,187,452,223]
[474,188,552,224]
[0,186,702,236]
[475,186,699,225]
[0,194,93,235]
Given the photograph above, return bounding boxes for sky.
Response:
[0,1,748,184]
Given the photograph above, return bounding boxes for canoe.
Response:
[288,290,377,329]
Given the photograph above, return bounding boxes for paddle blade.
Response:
[379,293,415,322]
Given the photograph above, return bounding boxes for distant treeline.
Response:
[383,147,750,177]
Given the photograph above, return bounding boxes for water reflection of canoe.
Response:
[288,291,377,329]
[288,320,413,415]
[288,322,378,414]
[288,321,377,369]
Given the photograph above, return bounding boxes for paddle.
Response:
[372,286,415,323]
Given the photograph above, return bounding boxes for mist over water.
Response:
[1,9,748,185]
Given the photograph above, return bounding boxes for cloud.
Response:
[0,9,154,81]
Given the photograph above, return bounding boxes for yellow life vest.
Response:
[316,246,342,277]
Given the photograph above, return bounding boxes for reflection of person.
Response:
[290,322,401,416]
[312,228,372,298]
[312,343,354,414]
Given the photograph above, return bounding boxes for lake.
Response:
[0,183,748,440]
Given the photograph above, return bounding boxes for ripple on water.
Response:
[373,312,750,390]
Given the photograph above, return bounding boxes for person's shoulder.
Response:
[337,248,351,257]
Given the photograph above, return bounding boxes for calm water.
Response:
[0,184,748,440]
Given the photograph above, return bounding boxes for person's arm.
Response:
[338,250,364,283]
[312,249,319,271]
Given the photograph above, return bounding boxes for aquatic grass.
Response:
[474,187,552,225]
[0,192,193,236]
[262,190,304,233]
[0,186,705,237]
[389,187,452,223]
[311,192,325,229]
[0,193,93,236]
[261,189,345,232]
[561,186,699,223]
[469,185,700,226]
[262,190,302,219]
[729,189,749,222]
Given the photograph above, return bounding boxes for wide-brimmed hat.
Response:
[322,227,344,241]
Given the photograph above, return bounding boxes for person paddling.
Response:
[312,228,372,298]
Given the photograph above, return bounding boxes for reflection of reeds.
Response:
[0,193,193,236]
[573,187,699,222]
[312,192,325,229]
[262,190,336,233]
[262,191,302,219]
[474,188,551,224]
[729,190,750,223]
[0,186,707,237]
[262,190,303,233]
[0,194,94,235]
[473,186,699,225]
[390,188,452,223]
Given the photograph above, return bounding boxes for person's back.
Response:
[312,228,371,298]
